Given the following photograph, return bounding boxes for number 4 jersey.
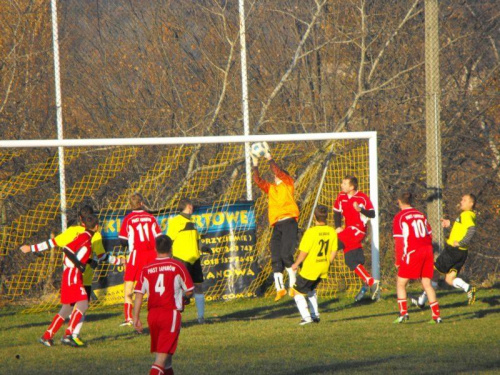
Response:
[298,225,338,281]
[134,257,194,311]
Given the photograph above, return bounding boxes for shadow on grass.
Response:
[288,355,409,375]
[90,328,149,343]
[1,312,122,331]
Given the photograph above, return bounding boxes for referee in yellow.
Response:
[166,199,206,323]
[290,205,338,325]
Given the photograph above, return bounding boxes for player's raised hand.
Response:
[441,218,451,228]
[250,153,259,167]
[262,142,272,160]
[20,245,31,253]
[134,318,143,333]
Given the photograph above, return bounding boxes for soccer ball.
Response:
[251,142,268,158]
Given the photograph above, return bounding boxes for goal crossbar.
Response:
[0,131,376,148]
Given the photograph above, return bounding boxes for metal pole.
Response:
[424,0,443,251]
[50,0,67,231]
[239,0,253,201]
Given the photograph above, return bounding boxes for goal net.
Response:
[0,133,378,312]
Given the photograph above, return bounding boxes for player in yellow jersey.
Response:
[20,205,119,343]
[167,199,208,324]
[413,194,478,308]
[290,205,338,325]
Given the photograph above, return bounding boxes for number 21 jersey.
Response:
[298,225,338,281]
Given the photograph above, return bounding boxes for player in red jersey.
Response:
[21,214,100,347]
[119,193,162,326]
[393,192,441,324]
[133,235,194,375]
[333,175,380,301]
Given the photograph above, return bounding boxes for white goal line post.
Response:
[0,131,380,280]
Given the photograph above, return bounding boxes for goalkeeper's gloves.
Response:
[262,141,271,159]
[250,153,259,167]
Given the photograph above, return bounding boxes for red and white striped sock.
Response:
[397,298,408,316]
[124,303,133,322]
[43,314,65,340]
[430,301,440,319]
[65,309,83,336]
[354,265,374,286]
[150,364,165,375]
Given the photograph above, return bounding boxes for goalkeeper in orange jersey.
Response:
[252,142,300,301]
[20,205,121,344]
[291,205,338,325]
[21,214,100,347]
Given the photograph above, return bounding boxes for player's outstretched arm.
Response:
[252,164,270,193]
[20,238,58,253]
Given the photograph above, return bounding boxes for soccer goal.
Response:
[0,132,378,311]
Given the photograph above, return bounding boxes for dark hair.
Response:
[178,198,193,212]
[79,205,94,218]
[156,235,173,254]
[314,205,329,223]
[398,191,413,205]
[344,175,358,190]
[130,193,144,210]
[82,214,99,230]
[467,194,477,209]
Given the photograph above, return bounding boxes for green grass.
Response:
[1,286,499,375]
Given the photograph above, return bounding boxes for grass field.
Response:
[1,285,499,375]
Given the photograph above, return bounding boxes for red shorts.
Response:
[60,268,88,304]
[124,250,157,282]
[338,226,366,253]
[148,308,181,354]
[398,245,434,279]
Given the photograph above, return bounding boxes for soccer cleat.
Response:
[354,285,368,302]
[61,335,84,347]
[119,320,133,327]
[39,337,54,347]
[312,317,320,323]
[299,318,313,326]
[429,317,442,324]
[393,314,409,324]
[410,295,425,310]
[274,289,287,302]
[370,281,381,301]
[197,318,205,324]
[467,286,476,305]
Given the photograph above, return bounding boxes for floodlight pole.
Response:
[51,0,67,231]
[239,0,253,201]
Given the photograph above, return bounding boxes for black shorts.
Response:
[174,257,204,284]
[293,274,322,294]
[435,245,468,275]
[344,248,365,271]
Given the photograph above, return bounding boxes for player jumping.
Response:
[333,175,380,301]
[252,143,300,301]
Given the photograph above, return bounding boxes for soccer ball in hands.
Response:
[251,142,269,158]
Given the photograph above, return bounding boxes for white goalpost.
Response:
[0,131,380,281]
